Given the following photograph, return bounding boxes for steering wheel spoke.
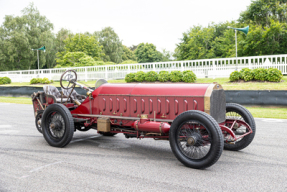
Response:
[60,70,77,89]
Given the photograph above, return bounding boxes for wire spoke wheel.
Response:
[35,110,43,134]
[47,112,66,139]
[169,110,223,169]
[42,104,74,147]
[177,121,212,160]
[224,103,256,151]
[226,111,247,138]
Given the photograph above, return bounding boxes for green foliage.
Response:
[97,27,123,63]
[267,68,283,82]
[170,71,183,82]
[239,0,287,28]
[158,71,170,82]
[0,3,56,70]
[124,70,197,83]
[57,33,103,62]
[30,77,51,84]
[122,45,136,61]
[134,71,146,82]
[30,78,41,84]
[239,68,250,79]
[145,71,158,82]
[239,21,287,56]
[161,49,172,61]
[229,71,241,82]
[120,60,138,64]
[41,77,50,84]
[175,1,287,60]
[55,28,71,54]
[56,52,97,67]
[182,71,196,83]
[78,55,97,66]
[125,73,136,83]
[253,68,268,81]
[135,43,163,63]
[242,68,254,81]
[0,77,12,84]
[231,67,283,82]
[176,25,217,60]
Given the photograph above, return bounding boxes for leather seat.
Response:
[43,85,70,103]
[61,88,86,103]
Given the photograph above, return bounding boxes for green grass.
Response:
[1,77,286,90]
[0,96,32,104]
[245,106,287,119]
[196,76,287,90]
[0,96,286,119]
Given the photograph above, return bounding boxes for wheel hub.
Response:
[186,132,202,147]
[37,119,41,126]
[187,137,196,146]
[50,120,62,131]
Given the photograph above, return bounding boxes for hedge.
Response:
[0,77,12,85]
[30,77,53,84]
[125,70,197,83]
[229,68,283,82]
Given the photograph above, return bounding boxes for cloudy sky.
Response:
[0,0,252,53]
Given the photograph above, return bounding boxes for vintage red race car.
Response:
[31,70,256,169]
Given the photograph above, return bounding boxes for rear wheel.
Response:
[169,110,223,169]
[224,103,256,151]
[41,104,74,147]
[35,110,43,134]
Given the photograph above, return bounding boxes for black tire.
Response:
[224,103,256,151]
[169,110,224,169]
[35,110,44,134]
[41,104,74,147]
[99,132,117,136]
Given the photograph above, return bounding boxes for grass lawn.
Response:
[245,106,287,119]
[0,96,286,119]
[1,77,287,90]
[0,96,32,104]
[196,76,287,90]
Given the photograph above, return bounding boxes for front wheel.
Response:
[169,110,224,169]
[224,103,256,151]
[41,104,74,147]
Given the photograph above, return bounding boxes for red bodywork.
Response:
[32,82,252,141]
[71,83,208,119]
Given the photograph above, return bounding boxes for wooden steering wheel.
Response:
[60,70,77,89]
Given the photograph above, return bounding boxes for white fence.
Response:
[0,54,287,82]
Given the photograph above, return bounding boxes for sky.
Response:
[0,0,252,53]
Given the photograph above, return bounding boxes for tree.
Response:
[55,52,97,68]
[175,0,287,60]
[237,0,287,56]
[175,25,217,60]
[0,3,55,70]
[129,45,138,51]
[161,49,173,61]
[60,33,103,60]
[239,0,287,28]
[134,43,163,63]
[55,28,71,54]
[122,45,136,61]
[97,27,123,63]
